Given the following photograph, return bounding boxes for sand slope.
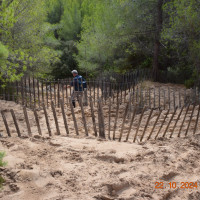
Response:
[0,134,200,200]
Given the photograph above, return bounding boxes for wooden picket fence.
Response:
[0,76,200,111]
[0,69,200,142]
[1,95,200,142]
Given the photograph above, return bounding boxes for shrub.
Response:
[0,152,7,188]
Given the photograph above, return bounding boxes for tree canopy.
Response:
[0,0,199,85]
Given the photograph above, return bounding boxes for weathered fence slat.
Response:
[79,96,88,136]
[65,81,68,106]
[170,106,185,138]
[162,107,177,138]
[60,99,69,135]
[155,109,170,140]
[108,97,111,139]
[69,97,79,135]
[89,96,97,137]
[173,89,176,110]
[119,102,129,142]
[133,107,146,142]
[10,109,21,137]
[41,81,44,107]
[33,77,36,108]
[37,79,40,108]
[140,108,154,142]
[149,88,151,108]
[1,111,11,137]
[83,88,88,106]
[51,101,60,135]
[126,106,137,141]
[113,101,120,140]
[98,98,105,138]
[23,106,32,137]
[42,102,52,136]
[33,109,42,136]
[57,80,60,107]
[147,109,162,140]
[185,104,195,136]
[54,80,57,106]
[24,77,27,107]
[178,104,190,137]
[168,87,170,109]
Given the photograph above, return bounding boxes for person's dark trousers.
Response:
[72,100,76,108]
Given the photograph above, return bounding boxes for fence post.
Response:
[140,108,154,142]
[155,109,170,139]
[173,89,176,110]
[45,80,48,108]
[126,107,137,141]
[65,81,68,106]
[69,97,79,135]
[119,101,130,142]
[170,106,185,138]
[168,87,170,109]
[185,104,195,136]
[28,76,32,108]
[162,107,177,138]
[10,109,21,137]
[108,97,111,139]
[37,78,40,108]
[42,102,52,136]
[133,107,146,142]
[79,96,88,136]
[113,101,120,140]
[178,104,190,137]
[51,101,60,135]
[1,111,11,137]
[33,109,42,136]
[33,77,36,108]
[24,77,27,107]
[147,109,162,140]
[98,98,105,138]
[57,79,60,107]
[89,96,97,137]
[54,80,56,106]
[83,88,88,106]
[23,106,32,137]
[60,99,69,136]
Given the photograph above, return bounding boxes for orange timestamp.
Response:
[155,182,198,189]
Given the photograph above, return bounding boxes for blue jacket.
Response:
[70,75,87,91]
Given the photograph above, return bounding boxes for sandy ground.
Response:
[0,81,200,200]
[0,135,200,200]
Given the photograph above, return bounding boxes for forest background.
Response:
[0,0,200,87]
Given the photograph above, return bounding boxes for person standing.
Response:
[68,70,87,108]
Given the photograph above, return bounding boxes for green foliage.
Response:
[59,0,83,41]
[1,0,200,83]
[45,0,84,79]
[0,152,7,188]
[0,42,9,66]
[0,0,59,82]
[76,0,158,73]
[162,0,200,82]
